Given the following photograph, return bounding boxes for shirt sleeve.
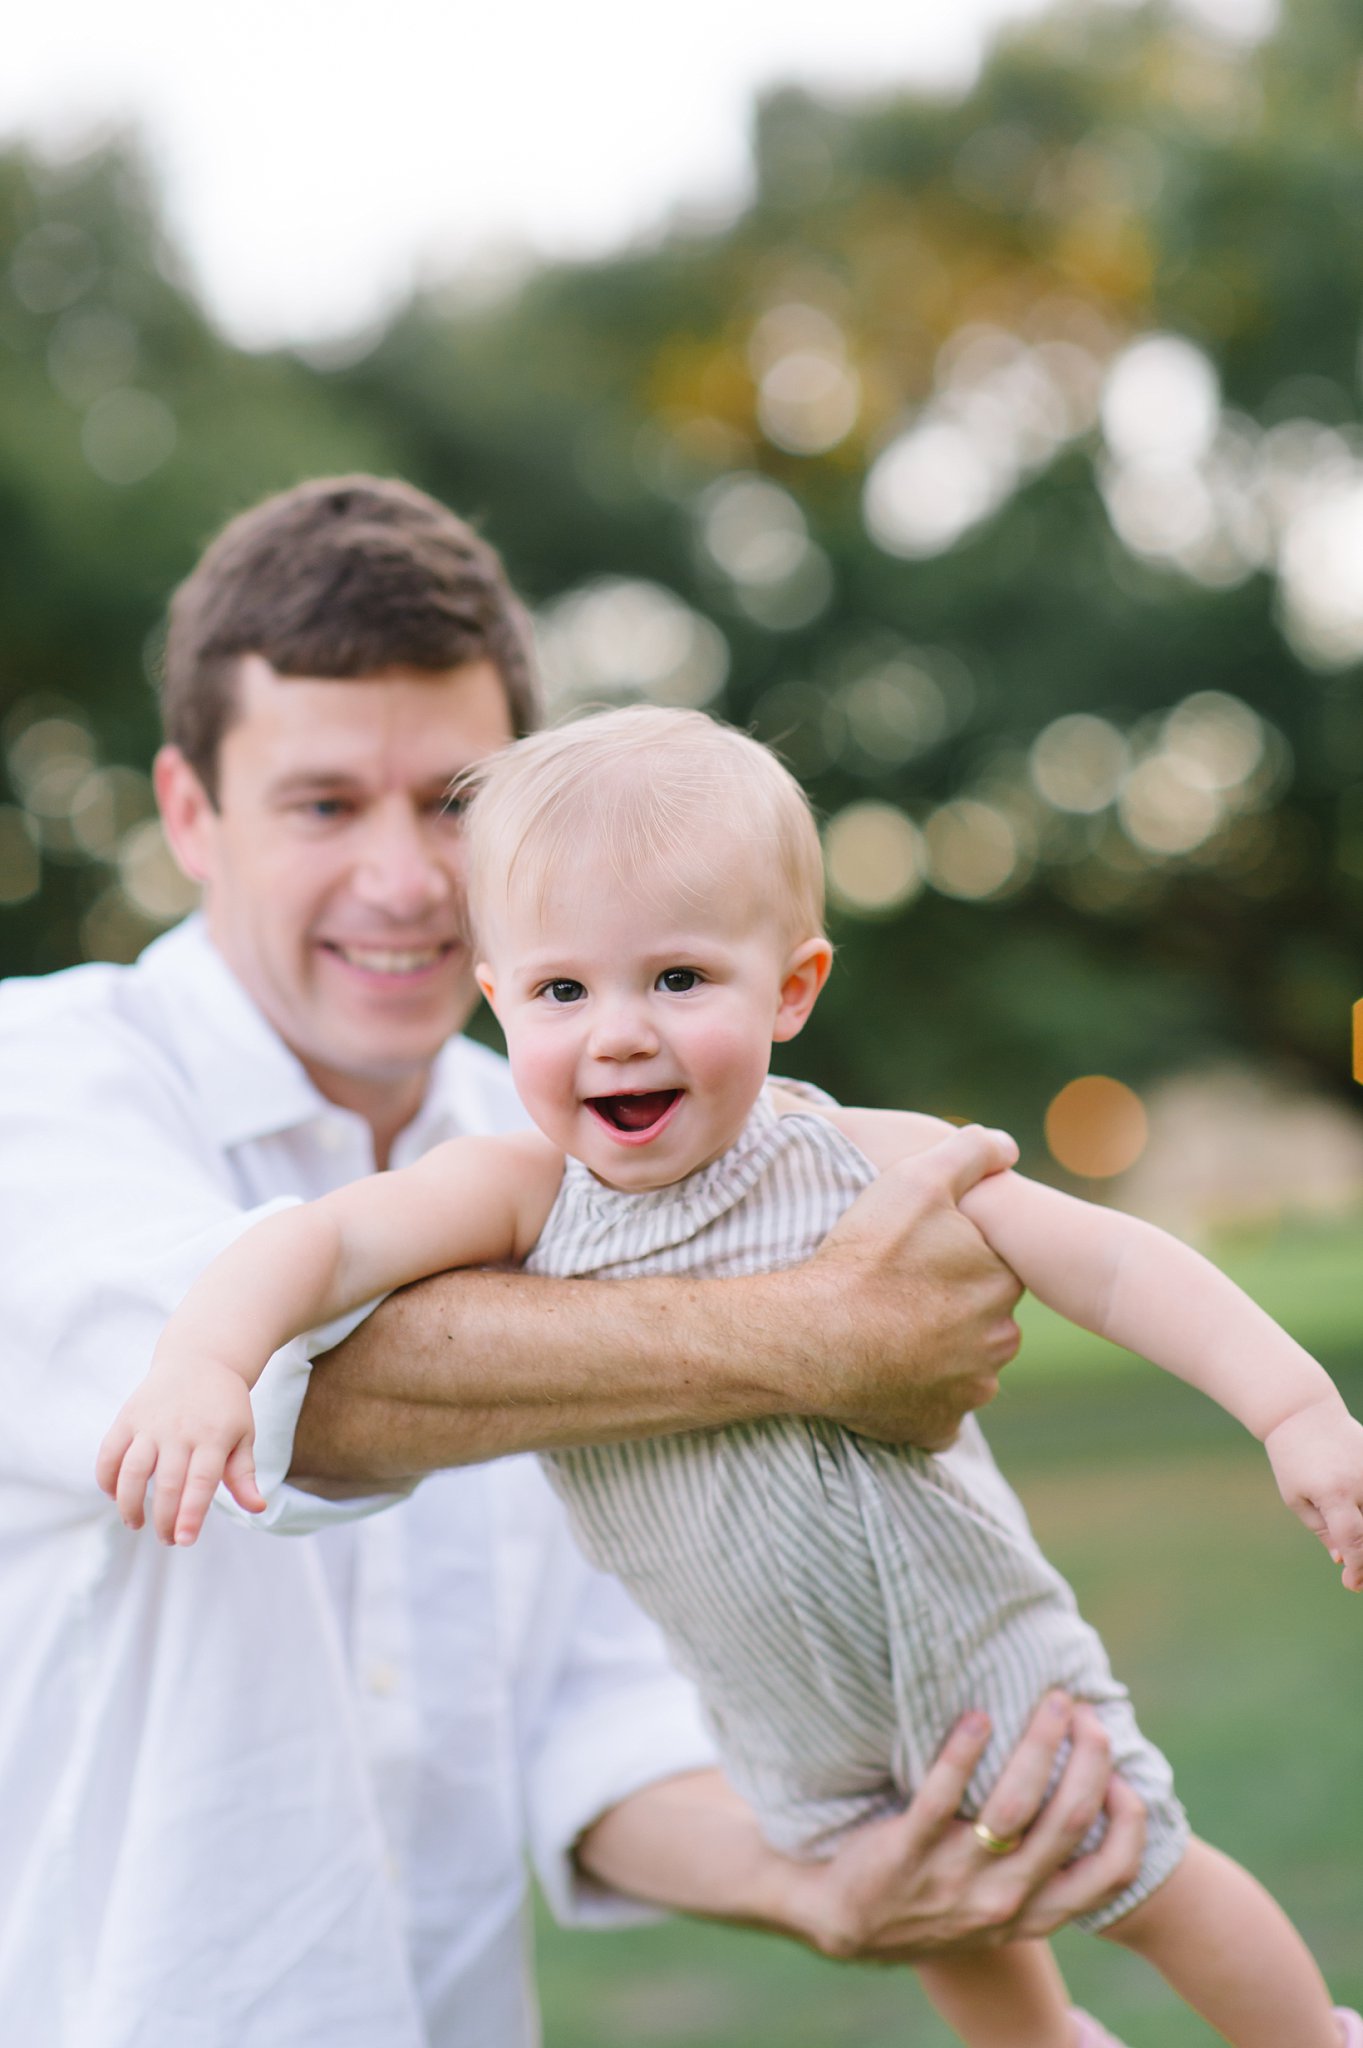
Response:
[0,992,398,1528]
[219,1293,408,1534]
[493,1460,717,1926]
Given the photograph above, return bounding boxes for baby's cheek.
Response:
[507,1033,577,1128]
[693,1021,772,1097]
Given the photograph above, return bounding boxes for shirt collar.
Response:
[135,915,497,1155]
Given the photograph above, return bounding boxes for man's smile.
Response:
[321,940,460,979]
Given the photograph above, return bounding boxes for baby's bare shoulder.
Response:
[778,1098,957,1173]
[411,1128,565,1262]
[413,1126,558,1179]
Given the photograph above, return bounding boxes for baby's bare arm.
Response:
[162,1131,561,1390]
[832,1107,1363,1587]
[829,1107,1334,1429]
[97,1132,562,1541]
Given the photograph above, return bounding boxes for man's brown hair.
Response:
[163,475,542,798]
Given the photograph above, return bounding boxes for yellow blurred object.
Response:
[1045,1075,1149,1180]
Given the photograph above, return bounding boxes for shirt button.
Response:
[366,1661,398,1696]
[317,1120,349,1153]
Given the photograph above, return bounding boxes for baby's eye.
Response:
[657,968,700,994]
[542,979,586,1004]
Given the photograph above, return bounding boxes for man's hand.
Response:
[577,1692,1144,1960]
[790,1124,1024,1447]
[780,1695,1143,1959]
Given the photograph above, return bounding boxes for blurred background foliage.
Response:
[3,0,1363,1172]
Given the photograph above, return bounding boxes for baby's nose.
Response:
[589,1001,658,1060]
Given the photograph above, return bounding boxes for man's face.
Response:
[157,654,514,1115]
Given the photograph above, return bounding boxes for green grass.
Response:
[535,1217,1363,2045]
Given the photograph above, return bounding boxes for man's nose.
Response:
[354,806,455,916]
[588,997,659,1061]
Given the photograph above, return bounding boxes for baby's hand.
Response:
[1264,1397,1363,1591]
[95,1357,266,1547]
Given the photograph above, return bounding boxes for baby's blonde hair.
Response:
[459,705,826,952]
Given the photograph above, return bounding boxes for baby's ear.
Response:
[773,939,833,1043]
[475,964,497,1009]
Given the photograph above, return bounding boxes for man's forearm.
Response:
[292,1264,837,1482]
[575,1768,813,1939]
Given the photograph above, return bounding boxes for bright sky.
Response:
[1,0,1063,349]
[3,0,1270,351]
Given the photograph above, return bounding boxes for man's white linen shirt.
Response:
[0,917,713,2048]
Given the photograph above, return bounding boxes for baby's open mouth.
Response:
[587,1090,682,1137]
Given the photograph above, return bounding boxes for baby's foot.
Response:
[1336,2010,1363,2048]
[1069,2011,1129,2048]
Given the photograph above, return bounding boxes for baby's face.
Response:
[476,856,826,1191]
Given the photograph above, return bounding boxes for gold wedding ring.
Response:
[971,1818,1023,1856]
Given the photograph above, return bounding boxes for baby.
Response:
[100,706,1363,2048]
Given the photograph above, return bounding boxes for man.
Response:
[0,477,1142,2047]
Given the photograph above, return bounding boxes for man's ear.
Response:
[153,745,216,886]
[772,938,833,1043]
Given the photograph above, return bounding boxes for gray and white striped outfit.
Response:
[529,1093,1188,1928]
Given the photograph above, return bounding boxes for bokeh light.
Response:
[0,808,41,906]
[9,222,97,315]
[117,819,199,923]
[81,390,177,487]
[7,715,96,795]
[1100,335,1220,468]
[1029,715,1129,814]
[750,305,861,457]
[1161,692,1264,791]
[758,352,861,456]
[864,419,1003,558]
[923,799,1020,899]
[839,659,951,765]
[69,766,158,859]
[824,801,925,915]
[537,578,729,709]
[1277,473,1363,668]
[864,324,1101,560]
[47,309,140,406]
[697,473,833,627]
[1044,1075,1149,1178]
[1118,754,1224,855]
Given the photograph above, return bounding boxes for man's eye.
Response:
[543,979,586,1004]
[657,968,700,993]
[304,798,351,821]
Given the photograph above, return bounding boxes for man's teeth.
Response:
[335,945,447,974]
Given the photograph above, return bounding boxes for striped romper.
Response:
[529,1092,1188,1929]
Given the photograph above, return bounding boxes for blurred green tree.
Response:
[0,139,395,973]
[3,0,1363,1156]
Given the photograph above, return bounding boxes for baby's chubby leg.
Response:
[917,1940,1075,2048]
[1101,1836,1338,2046]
